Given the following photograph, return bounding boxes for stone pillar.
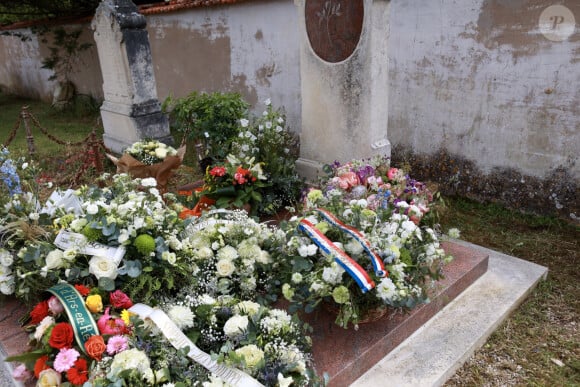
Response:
[91,0,172,154]
[295,0,390,181]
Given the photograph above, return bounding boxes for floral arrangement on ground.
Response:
[278,156,454,328]
[1,126,457,384]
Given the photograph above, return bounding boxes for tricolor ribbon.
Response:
[315,208,387,278]
[47,283,99,354]
[299,219,375,293]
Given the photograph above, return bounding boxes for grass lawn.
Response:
[1,93,578,385]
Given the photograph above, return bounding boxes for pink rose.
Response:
[387,168,398,180]
[12,364,33,382]
[338,172,359,189]
[97,307,128,335]
[48,296,64,315]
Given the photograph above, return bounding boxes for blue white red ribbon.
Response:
[299,219,375,293]
[315,208,387,278]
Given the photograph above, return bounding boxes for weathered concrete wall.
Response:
[388,1,579,178]
[146,1,301,131]
[0,25,102,101]
[0,0,577,217]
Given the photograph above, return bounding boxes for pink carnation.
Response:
[53,348,80,372]
[106,335,128,355]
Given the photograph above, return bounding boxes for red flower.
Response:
[209,166,226,177]
[74,284,90,296]
[109,290,133,309]
[67,357,88,385]
[84,335,106,361]
[48,322,74,349]
[33,355,50,378]
[30,300,49,324]
[234,166,252,185]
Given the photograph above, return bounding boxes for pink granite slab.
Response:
[303,241,489,387]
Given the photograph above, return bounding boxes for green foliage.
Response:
[39,26,92,82]
[0,1,100,26]
[162,92,249,161]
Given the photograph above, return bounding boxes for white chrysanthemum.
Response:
[255,250,271,264]
[223,315,249,338]
[448,228,461,239]
[108,348,151,379]
[217,245,238,261]
[167,305,195,330]
[233,301,260,316]
[197,294,216,305]
[321,263,344,285]
[237,240,261,260]
[291,272,303,284]
[376,277,397,302]
[345,238,364,255]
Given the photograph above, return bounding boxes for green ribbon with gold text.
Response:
[47,283,99,354]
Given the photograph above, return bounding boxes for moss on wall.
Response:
[391,145,579,222]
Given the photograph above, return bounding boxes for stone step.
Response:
[303,241,490,386]
[352,240,548,386]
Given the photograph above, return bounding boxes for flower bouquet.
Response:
[181,209,286,304]
[156,292,318,386]
[8,283,136,386]
[106,140,186,191]
[279,157,453,328]
[4,174,193,304]
[198,154,269,212]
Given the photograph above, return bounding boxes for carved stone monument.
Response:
[295,0,391,180]
[92,0,172,153]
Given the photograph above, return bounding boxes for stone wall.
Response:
[388,0,579,220]
[0,0,577,219]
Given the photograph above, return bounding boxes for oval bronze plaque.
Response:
[305,0,364,63]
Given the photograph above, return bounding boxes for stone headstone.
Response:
[91,0,172,153]
[295,0,391,181]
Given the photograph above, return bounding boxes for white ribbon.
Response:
[129,303,264,387]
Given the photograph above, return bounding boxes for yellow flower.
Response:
[121,309,134,325]
[86,294,103,313]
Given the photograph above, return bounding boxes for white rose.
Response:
[216,259,235,277]
[233,301,260,316]
[141,177,157,187]
[162,251,177,265]
[0,250,13,267]
[62,249,77,261]
[34,316,55,341]
[155,147,168,159]
[45,249,65,270]
[223,315,249,337]
[86,202,99,215]
[89,255,118,280]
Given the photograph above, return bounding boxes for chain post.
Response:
[20,106,36,156]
